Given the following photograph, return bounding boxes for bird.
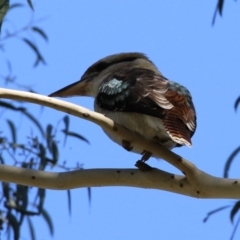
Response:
[49,52,196,163]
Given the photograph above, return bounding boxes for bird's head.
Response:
[49,52,157,98]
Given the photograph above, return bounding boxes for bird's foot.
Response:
[122,140,133,151]
[135,150,154,172]
[141,150,152,161]
[135,160,154,172]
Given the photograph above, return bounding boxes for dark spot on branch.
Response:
[83,113,90,118]
[116,170,121,173]
[171,175,175,179]
[31,176,36,180]
[234,181,238,184]
[131,172,134,175]
[178,158,182,162]
[179,183,183,188]
[196,191,200,194]
[113,126,118,131]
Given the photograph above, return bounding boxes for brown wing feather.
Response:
[162,109,192,146]
[160,89,196,146]
[97,68,196,146]
[147,80,196,146]
[165,89,196,133]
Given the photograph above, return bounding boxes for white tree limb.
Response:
[0,88,239,199]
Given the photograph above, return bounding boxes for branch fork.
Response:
[0,88,239,199]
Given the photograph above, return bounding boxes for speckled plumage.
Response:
[49,52,197,156]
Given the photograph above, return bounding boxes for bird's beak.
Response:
[49,79,90,98]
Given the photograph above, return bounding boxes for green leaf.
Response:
[46,124,53,153]
[203,205,231,223]
[32,26,48,41]
[9,3,23,10]
[0,100,21,111]
[0,100,44,136]
[234,96,240,111]
[6,119,17,151]
[217,0,224,16]
[2,182,10,200]
[22,38,46,67]
[212,0,224,25]
[37,188,45,212]
[67,190,72,216]
[231,201,240,224]
[16,182,28,225]
[0,137,6,144]
[224,146,240,178]
[21,110,45,137]
[26,0,34,10]
[38,144,46,170]
[7,212,20,240]
[87,187,91,207]
[0,0,9,32]
[41,208,54,236]
[28,157,34,169]
[62,130,89,144]
[63,115,69,146]
[0,155,4,164]
[27,216,36,240]
[51,141,59,165]
[230,215,240,240]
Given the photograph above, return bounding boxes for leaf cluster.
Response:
[0,100,89,239]
[204,98,240,240]
[0,2,90,239]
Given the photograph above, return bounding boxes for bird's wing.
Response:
[96,68,196,146]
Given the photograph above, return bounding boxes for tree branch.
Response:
[0,87,239,199]
[0,164,240,199]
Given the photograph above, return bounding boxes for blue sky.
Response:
[2,1,240,239]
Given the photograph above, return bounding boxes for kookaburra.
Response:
[49,52,196,161]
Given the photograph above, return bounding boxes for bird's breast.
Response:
[94,101,177,154]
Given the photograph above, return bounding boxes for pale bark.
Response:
[0,88,239,199]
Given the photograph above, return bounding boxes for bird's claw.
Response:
[141,150,152,162]
[135,160,154,172]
